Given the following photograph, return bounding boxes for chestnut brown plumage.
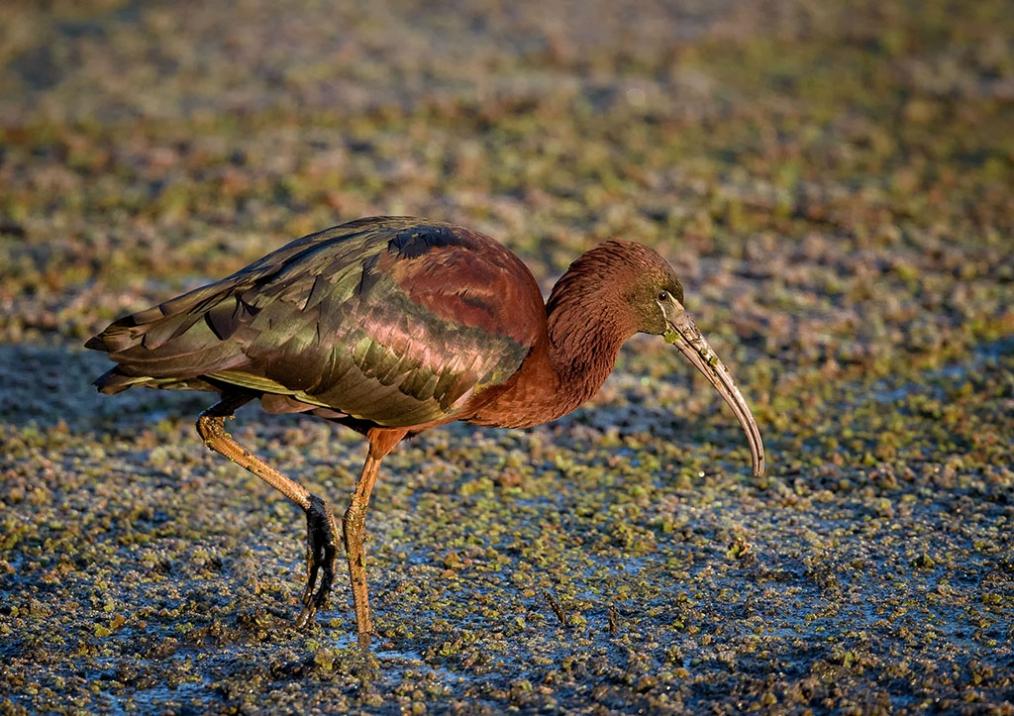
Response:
[86,216,765,647]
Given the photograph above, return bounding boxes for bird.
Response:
[86,216,765,648]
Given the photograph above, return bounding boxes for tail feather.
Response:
[93,367,150,394]
[93,366,220,394]
[85,280,250,393]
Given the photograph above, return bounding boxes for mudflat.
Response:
[1,0,1011,712]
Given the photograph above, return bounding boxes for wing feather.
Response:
[87,217,544,427]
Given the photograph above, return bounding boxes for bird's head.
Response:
[556,240,766,477]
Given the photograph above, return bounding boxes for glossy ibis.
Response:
[86,216,765,646]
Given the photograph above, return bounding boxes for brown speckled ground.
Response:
[1,0,1012,713]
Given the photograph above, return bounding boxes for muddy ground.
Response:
[1,0,1012,713]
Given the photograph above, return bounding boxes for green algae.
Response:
[1,0,1013,712]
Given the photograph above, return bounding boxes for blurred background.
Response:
[1,0,1011,712]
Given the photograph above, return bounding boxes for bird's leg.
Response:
[343,452,382,648]
[195,394,339,628]
[342,428,406,649]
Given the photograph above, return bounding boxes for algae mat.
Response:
[1,0,1012,712]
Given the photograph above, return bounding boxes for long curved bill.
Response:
[660,296,766,477]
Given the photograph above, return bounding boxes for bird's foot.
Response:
[350,643,380,686]
[295,494,339,629]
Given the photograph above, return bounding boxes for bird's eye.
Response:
[657,290,670,301]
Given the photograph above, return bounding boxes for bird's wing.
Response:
[87,217,545,427]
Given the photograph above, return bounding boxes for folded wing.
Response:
[86,217,544,427]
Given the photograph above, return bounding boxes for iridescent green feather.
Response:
[88,217,536,429]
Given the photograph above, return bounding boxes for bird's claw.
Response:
[295,494,338,629]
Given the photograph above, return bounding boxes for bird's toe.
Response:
[301,543,321,608]
[296,494,339,628]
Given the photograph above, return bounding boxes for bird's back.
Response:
[87,217,546,428]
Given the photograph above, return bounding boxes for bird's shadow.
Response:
[0,343,210,434]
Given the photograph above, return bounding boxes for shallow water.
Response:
[2,0,1012,712]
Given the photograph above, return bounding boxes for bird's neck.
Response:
[470,259,634,428]
[544,282,630,410]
